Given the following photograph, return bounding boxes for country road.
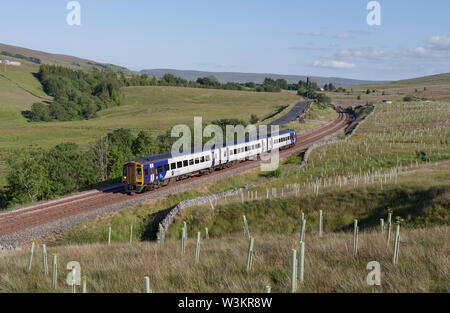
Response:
[268,101,309,126]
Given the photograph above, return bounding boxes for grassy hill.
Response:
[0,43,133,74]
[334,72,450,104]
[141,68,385,87]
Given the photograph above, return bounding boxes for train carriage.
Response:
[123,129,296,193]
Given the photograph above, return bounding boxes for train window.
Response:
[183,160,188,167]
[189,159,194,165]
[234,149,237,154]
[177,161,182,168]
[206,155,210,162]
[157,166,163,174]
[164,164,170,171]
[144,168,149,177]
[171,163,176,170]
[195,158,199,164]
[245,146,248,152]
[151,167,154,175]
[201,156,205,162]
[137,168,142,178]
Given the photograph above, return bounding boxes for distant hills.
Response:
[141,68,386,87]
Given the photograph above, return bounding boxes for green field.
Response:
[0,66,299,155]
[0,61,300,188]
[2,224,448,292]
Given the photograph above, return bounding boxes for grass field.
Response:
[0,62,299,157]
[2,225,448,292]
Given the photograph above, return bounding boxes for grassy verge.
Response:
[2,226,448,292]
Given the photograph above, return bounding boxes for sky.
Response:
[1,0,449,81]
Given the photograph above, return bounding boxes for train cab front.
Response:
[122,161,145,193]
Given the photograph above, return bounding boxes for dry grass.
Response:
[1,226,448,293]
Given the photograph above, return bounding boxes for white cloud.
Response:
[313,60,355,69]
[425,35,450,50]
[336,48,389,60]
[296,31,322,36]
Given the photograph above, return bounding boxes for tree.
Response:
[250,114,259,124]
[132,131,157,156]
[30,102,52,122]
[91,137,109,181]
[6,146,50,203]
[316,93,331,104]
[106,128,135,179]
[366,89,371,94]
[45,142,96,196]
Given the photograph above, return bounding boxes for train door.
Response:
[150,163,154,182]
[125,163,136,185]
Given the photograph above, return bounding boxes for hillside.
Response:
[141,68,385,87]
[0,43,133,74]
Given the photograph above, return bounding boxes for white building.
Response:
[1,60,21,66]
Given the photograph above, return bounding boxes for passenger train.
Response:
[122,129,297,193]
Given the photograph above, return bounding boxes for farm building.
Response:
[1,60,21,66]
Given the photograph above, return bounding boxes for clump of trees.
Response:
[296,77,331,104]
[1,128,162,207]
[26,65,124,121]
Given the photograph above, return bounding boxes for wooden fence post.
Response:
[108,226,111,245]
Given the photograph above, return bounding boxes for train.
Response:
[122,129,297,193]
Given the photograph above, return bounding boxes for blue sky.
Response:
[1,0,449,80]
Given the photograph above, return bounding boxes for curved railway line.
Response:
[0,112,351,242]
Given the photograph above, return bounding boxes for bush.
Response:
[403,95,414,102]
[260,168,282,178]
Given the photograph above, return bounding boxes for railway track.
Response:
[0,112,350,240]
